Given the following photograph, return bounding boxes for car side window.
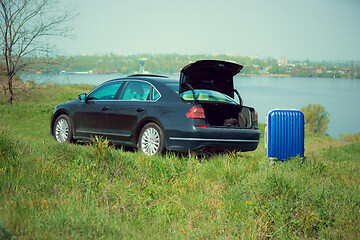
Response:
[87,81,123,101]
[152,87,160,100]
[120,81,151,101]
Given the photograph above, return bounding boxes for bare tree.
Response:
[0,0,73,104]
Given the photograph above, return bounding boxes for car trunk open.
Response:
[200,102,254,128]
[180,60,256,129]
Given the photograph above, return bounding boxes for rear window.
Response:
[180,90,237,104]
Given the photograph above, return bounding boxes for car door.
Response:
[74,81,124,139]
[106,81,152,143]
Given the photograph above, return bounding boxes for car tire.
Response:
[138,123,165,155]
[53,114,74,144]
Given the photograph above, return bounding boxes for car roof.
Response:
[127,74,169,78]
[93,75,176,90]
[115,75,180,88]
[127,74,178,83]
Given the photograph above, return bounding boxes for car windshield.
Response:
[180,89,237,104]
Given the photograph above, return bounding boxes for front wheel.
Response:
[138,123,165,155]
[53,114,74,143]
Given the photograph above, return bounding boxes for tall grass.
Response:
[0,83,359,239]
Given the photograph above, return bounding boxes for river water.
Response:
[20,73,360,138]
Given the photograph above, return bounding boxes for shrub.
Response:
[339,132,360,142]
[301,103,330,135]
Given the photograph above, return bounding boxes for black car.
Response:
[51,60,261,155]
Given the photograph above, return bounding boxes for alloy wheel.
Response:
[141,127,160,155]
[55,118,69,143]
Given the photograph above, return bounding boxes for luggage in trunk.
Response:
[201,103,253,128]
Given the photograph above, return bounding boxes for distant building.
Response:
[277,57,288,66]
[248,54,258,60]
[138,58,149,74]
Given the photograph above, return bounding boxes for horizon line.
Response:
[53,52,360,63]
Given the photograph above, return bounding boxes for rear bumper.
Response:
[166,126,261,152]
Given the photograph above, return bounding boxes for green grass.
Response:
[0,83,359,239]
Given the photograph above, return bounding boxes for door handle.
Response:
[102,106,109,111]
[136,108,144,112]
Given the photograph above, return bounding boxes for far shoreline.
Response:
[238,73,291,77]
[28,72,360,79]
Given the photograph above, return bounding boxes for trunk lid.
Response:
[179,60,243,98]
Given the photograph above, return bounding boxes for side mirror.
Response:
[78,93,87,102]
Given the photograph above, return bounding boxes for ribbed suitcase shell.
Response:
[265,109,305,160]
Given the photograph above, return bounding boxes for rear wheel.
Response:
[53,114,74,143]
[138,123,164,155]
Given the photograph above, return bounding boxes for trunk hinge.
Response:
[234,89,243,108]
[183,83,199,103]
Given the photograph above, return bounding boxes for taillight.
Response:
[186,106,206,119]
[194,125,208,128]
[254,110,258,122]
[252,110,259,130]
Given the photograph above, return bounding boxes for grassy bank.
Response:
[0,84,359,239]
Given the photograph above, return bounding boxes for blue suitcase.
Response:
[265,109,305,161]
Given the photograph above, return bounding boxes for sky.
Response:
[56,0,360,61]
